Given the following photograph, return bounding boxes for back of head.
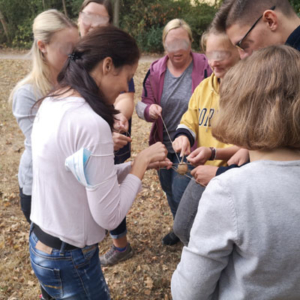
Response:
[9,9,77,102]
[80,0,113,24]
[213,45,300,150]
[55,25,140,130]
[213,0,295,32]
[162,18,193,45]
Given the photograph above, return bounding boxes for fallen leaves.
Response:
[0,58,182,300]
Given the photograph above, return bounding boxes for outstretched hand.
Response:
[172,136,191,158]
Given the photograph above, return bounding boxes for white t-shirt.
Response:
[31,96,141,248]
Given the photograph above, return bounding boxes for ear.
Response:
[102,57,113,75]
[262,10,278,31]
[37,40,47,54]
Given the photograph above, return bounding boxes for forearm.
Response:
[215,146,240,161]
[130,155,149,180]
[115,92,134,120]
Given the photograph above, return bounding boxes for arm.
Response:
[85,138,168,230]
[187,146,240,166]
[172,91,200,155]
[171,177,238,300]
[12,86,38,153]
[114,92,134,121]
[228,148,249,166]
[136,69,161,122]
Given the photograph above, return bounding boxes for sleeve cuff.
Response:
[173,129,195,147]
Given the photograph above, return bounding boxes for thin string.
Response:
[160,114,181,163]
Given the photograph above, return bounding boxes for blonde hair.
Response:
[200,26,234,53]
[212,45,300,150]
[9,9,77,103]
[162,19,193,45]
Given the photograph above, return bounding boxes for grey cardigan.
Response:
[172,160,300,300]
[13,84,39,196]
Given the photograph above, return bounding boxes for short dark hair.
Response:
[80,0,113,24]
[213,0,296,32]
[48,26,140,131]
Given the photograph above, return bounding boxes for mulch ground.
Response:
[0,58,184,300]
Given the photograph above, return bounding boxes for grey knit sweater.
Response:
[172,160,300,300]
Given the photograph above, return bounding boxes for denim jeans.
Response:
[173,179,206,246]
[29,232,110,299]
[158,153,193,218]
[110,217,127,239]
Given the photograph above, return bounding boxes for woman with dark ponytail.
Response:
[29,26,170,299]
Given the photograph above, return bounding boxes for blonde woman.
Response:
[136,19,212,245]
[172,45,300,299]
[10,10,79,225]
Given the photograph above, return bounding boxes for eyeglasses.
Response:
[236,6,276,51]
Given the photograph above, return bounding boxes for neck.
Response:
[280,16,300,43]
[250,148,300,162]
[168,54,192,75]
[49,67,58,86]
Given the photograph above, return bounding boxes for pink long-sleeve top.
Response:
[31,96,141,248]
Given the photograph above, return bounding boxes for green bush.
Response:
[120,0,217,53]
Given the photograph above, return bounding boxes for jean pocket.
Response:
[31,259,63,299]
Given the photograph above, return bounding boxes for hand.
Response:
[114,113,129,133]
[113,132,132,151]
[149,104,162,120]
[147,158,172,170]
[131,142,168,180]
[191,165,217,187]
[187,147,212,166]
[141,142,168,164]
[228,148,249,166]
[172,136,191,157]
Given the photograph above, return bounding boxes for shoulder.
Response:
[13,84,39,113]
[62,98,112,141]
[14,84,36,100]
[193,75,212,93]
[150,55,168,74]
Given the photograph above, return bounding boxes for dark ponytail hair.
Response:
[48,26,140,130]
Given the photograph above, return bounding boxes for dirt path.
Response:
[0,51,162,62]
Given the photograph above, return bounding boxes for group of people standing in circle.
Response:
[9,0,300,299]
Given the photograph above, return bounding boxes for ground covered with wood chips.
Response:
[0,58,184,300]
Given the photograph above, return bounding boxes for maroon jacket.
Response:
[136,52,212,146]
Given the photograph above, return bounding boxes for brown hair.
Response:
[45,25,140,131]
[212,45,300,150]
[213,0,296,32]
[80,0,113,24]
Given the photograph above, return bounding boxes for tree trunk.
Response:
[62,0,68,17]
[42,0,46,10]
[0,10,10,43]
[113,0,120,27]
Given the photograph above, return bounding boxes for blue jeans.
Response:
[158,153,193,218]
[29,232,110,299]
